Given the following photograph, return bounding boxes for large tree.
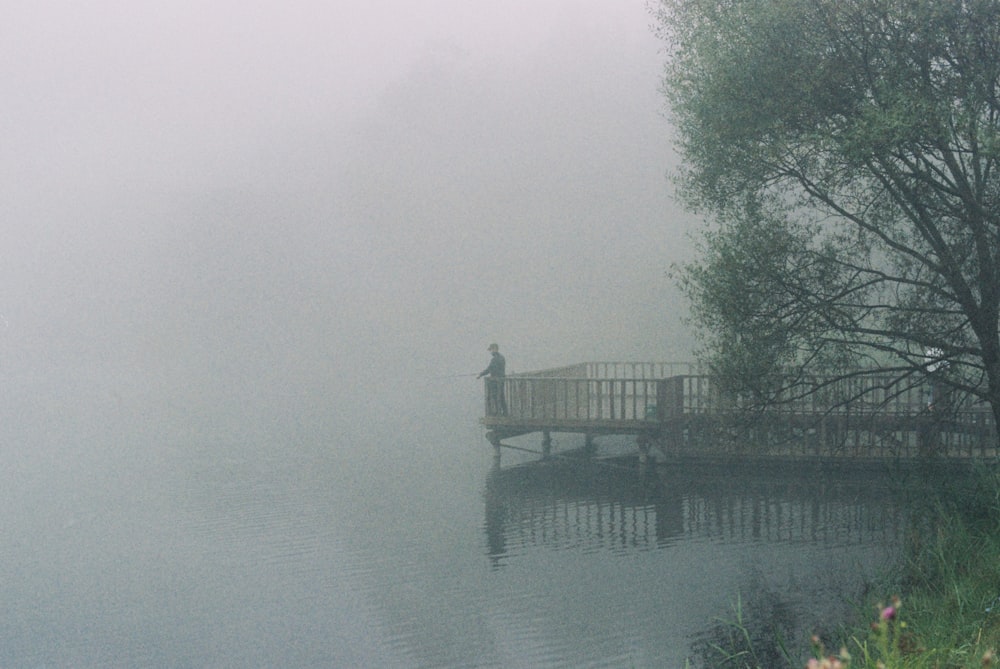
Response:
[657,0,1000,433]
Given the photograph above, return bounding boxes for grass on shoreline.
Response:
[808,464,1000,668]
[701,464,1000,668]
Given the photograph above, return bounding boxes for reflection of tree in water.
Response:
[689,559,878,668]
[689,582,796,668]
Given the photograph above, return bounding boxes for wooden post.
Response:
[542,431,552,459]
[637,434,652,465]
[487,431,502,462]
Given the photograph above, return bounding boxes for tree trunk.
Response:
[986,362,1000,452]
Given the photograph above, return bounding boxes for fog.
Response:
[3,1,698,441]
[0,0,712,504]
[0,6,841,666]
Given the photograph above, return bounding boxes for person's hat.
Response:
[488,343,499,351]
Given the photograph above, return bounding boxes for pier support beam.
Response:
[486,431,502,462]
[542,431,552,459]
[637,434,652,465]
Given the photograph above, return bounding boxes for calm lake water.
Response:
[0,371,921,668]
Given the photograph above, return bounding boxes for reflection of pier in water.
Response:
[485,458,909,563]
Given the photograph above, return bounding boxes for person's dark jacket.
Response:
[479,352,505,378]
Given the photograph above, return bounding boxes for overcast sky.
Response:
[2,0,700,424]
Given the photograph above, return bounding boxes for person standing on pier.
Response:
[478,343,507,416]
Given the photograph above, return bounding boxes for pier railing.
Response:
[497,362,710,423]
[492,369,992,419]
[518,362,706,381]
[483,363,998,456]
[502,377,665,422]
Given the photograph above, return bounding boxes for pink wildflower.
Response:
[806,657,845,669]
[880,605,896,621]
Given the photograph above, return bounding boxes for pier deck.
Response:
[481,362,999,461]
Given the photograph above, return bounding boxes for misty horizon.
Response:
[5,1,696,388]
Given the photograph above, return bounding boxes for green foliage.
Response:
[657,0,1000,420]
[806,467,1000,668]
[676,194,880,398]
[696,469,1000,667]
[692,592,796,668]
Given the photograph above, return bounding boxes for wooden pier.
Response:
[481,362,999,463]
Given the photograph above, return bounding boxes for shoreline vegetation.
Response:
[713,464,1000,668]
